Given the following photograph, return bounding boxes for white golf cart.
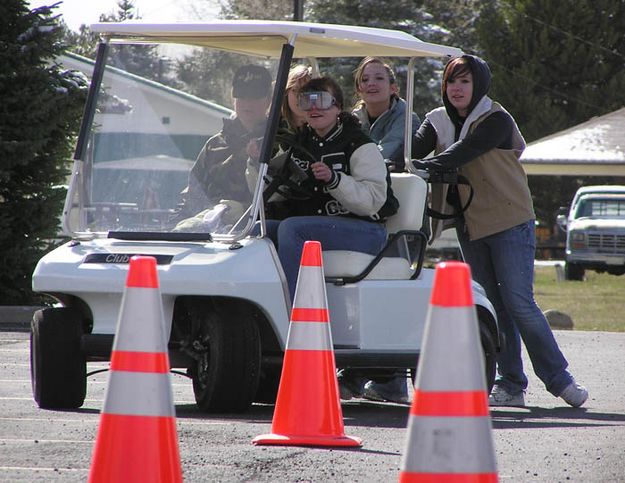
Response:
[31,20,498,412]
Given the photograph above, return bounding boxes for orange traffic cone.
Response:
[253,241,361,447]
[399,261,498,482]
[89,256,182,483]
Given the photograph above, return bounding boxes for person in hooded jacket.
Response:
[410,54,588,408]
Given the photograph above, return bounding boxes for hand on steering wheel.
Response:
[263,130,316,201]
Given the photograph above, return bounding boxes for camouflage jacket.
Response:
[182,117,264,216]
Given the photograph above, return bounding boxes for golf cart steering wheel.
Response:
[262,132,316,202]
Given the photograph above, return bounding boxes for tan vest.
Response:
[429,102,535,241]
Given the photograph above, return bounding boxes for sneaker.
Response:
[559,381,588,408]
[363,378,409,404]
[489,385,525,407]
[337,371,365,400]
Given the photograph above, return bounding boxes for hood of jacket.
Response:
[442,54,492,123]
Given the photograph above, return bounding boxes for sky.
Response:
[28,0,219,32]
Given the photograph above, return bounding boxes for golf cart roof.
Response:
[90,19,463,59]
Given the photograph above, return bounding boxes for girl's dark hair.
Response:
[300,76,344,110]
[441,56,472,99]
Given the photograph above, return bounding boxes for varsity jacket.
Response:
[279,115,399,221]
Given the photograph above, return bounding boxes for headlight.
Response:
[570,231,586,249]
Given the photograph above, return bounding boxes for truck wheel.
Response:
[479,318,497,395]
[564,262,585,281]
[30,308,87,409]
[191,311,261,413]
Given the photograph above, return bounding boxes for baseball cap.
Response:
[232,64,272,99]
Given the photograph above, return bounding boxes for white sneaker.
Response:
[560,381,588,408]
[489,385,525,407]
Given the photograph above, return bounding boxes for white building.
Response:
[59,51,232,163]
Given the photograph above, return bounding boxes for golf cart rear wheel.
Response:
[30,307,87,409]
[191,309,261,413]
[479,316,497,395]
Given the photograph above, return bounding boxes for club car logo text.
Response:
[83,253,173,265]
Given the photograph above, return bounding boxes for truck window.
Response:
[576,198,625,218]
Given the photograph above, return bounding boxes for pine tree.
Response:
[476,0,625,227]
[214,0,458,115]
[0,1,88,304]
[63,0,167,83]
[477,0,625,143]
[306,0,454,116]
[99,0,164,81]
[176,50,243,107]
[63,23,100,59]
[177,1,293,105]
[422,0,481,56]
[220,0,293,20]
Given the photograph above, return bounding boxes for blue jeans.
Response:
[266,216,387,302]
[457,220,573,396]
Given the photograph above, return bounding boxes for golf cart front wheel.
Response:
[30,307,87,409]
[191,308,261,413]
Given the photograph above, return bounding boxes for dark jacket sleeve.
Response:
[411,118,438,159]
[421,111,514,169]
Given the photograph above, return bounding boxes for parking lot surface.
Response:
[1,329,624,481]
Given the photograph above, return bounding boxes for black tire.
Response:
[191,307,261,413]
[30,307,87,409]
[254,365,282,404]
[479,316,497,395]
[565,262,585,281]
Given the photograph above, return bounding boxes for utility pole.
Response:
[293,0,304,21]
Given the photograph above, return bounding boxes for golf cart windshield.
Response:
[64,20,462,242]
[65,44,279,240]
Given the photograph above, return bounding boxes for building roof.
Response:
[520,107,625,176]
[60,52,232,117]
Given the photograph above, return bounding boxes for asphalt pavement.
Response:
[0,306,40,332]
[2,322,624,481]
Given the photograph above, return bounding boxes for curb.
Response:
[0,306,41,332]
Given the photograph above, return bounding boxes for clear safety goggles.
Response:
[298,91,337,111]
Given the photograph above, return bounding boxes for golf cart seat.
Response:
[324,173,428,281]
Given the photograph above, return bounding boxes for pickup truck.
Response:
[558,186,625,280]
